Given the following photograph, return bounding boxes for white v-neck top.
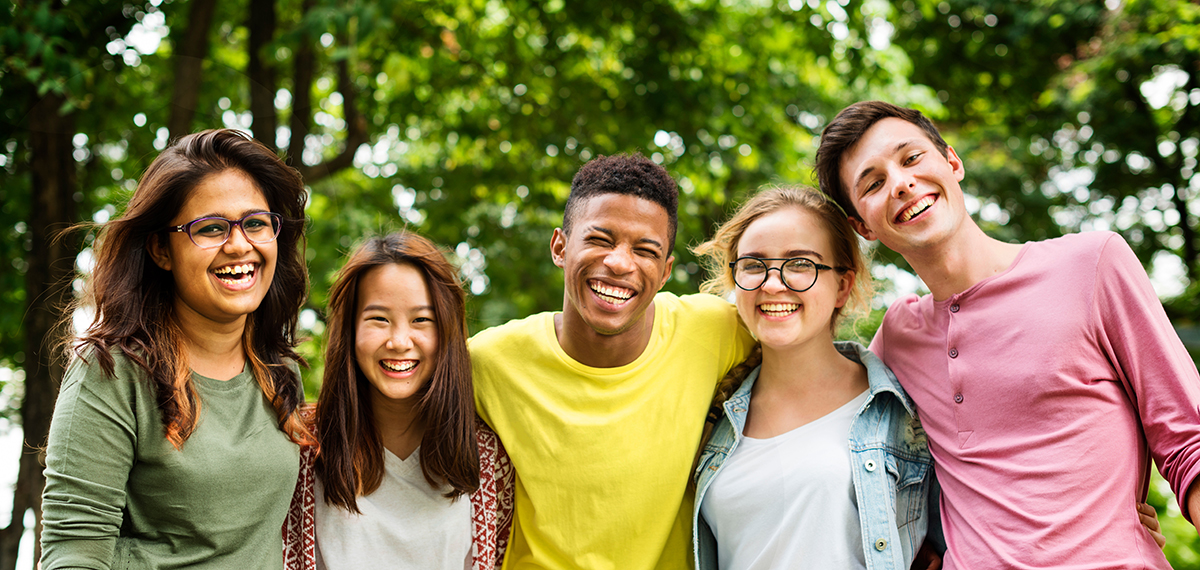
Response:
[315,447,472,570]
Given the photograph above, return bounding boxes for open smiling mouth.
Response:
[897,196,935,223]
[213,263,256,285]
[759,302,799,317]
[381,360,417,373]
[590,280,635,306]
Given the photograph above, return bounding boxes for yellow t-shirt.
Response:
[470,292,754,570]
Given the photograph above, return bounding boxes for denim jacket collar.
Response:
[721,341,916,437]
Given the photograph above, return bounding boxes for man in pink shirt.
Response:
[814,100,1200,569]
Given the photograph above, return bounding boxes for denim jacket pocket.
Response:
[885,454,930,527]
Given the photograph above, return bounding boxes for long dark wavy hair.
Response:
[315,231,478,512]
[69,128,312,449]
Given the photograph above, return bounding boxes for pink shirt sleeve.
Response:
[1093,234,1200,519]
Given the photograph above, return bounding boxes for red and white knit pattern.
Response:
[282,420,514,570]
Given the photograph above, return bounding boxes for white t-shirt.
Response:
[700,390,869,570]
[315,447,472,570]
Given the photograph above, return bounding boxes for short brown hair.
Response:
[815,101,949,219]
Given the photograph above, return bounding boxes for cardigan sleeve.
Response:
[40,356,140,569]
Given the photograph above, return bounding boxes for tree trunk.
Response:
[167,0,218,140]
[248,0,278,150]
[0,92,78,570]
[286,0,316,169]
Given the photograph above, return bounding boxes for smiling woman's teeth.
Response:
[898,196,935,222]
[381,360,417,372]
[213,263,255,284]
[759,303,799,317]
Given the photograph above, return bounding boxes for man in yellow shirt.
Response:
[471,154,754,570]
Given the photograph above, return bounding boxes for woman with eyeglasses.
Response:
[690,186,934,570]
[40,129,312,569]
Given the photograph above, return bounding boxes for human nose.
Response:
[385,325,415,351]
[760,266,788,293]
[889,165,915,198]
[221,222,254,253]
[603,245,636,274]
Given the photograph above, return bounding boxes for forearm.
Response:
[1187,478,1200,529]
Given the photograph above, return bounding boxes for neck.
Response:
[757,335,859,395]
[903,221,1023,301]
[175,302,248,380]
[554,301,656,368]
[370,392,424,461]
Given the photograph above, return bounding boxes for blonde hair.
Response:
[693,185,873,328]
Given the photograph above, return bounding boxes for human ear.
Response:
[657,255,675,290]
[550,228,567,268]
[848,217,876,241]
[146,234,173,271]
[946,146,965,181]
[834,269,855,309]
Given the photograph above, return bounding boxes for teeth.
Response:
[898,196,935,222]
[214,263,255,276]
[590,282,634,304]
[381,360,417,372]
[760,303,799,315]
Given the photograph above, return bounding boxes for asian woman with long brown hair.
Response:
[283,231,512,570]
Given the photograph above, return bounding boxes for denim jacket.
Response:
[692,342,932,570]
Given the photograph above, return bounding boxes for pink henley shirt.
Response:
[872,231,1200,569]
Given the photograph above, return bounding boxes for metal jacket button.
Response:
[875,538,888,551]
[954,393,964,403]
[950,303,960,313]
[949,348,959,358]
[864,460,877,472]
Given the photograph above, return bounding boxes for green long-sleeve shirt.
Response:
[40,351,300,569]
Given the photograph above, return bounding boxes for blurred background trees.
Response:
[1,0,1198,567]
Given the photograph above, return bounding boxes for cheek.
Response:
[355,327,379,367]
[419,330,440,362]
[734,290,757,323]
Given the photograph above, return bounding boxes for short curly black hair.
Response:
[564,153,679,250]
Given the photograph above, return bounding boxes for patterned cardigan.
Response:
[282,419,515,570]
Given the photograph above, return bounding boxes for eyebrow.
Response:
[851,139,918,192]
[194,208,271,220]
[360,304,435,313]
[740,249,825,261]
[589,225,664,250]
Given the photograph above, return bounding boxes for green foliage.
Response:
[3,0,1200,564]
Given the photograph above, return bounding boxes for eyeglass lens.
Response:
[188,213,281,248]
[733,258,818,291]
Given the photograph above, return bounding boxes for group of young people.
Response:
[36,100,1200,570]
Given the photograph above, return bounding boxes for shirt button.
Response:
[950,303,960,313]
[864,460,877,472]
[875,538,888,551]
[954,393,964,403]
[949,348,959,358]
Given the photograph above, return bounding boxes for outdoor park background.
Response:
[1,0,1199,567]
